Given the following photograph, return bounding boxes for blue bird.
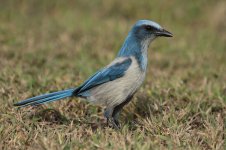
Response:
[14,20,172,129]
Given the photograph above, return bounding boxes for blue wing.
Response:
[75,57,132,96]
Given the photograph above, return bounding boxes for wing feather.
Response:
[75,57,132,95]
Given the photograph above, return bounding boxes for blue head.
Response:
[118,20,172,56]
[131,20,172,41]
[118,20,172,70]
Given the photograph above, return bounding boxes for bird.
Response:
[14,20,173,129]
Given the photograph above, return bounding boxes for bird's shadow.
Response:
[28,106,107,130]
[29,108,69,125]
[28,93,156,131]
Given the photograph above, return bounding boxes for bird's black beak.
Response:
[155,29,173,37]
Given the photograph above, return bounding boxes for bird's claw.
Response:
[107,118,120,130]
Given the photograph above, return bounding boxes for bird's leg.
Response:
[112,110,121,128]
[104,108,120,129]
[104,95,134,129]
[104,108,112,127]
[112,95,134,128]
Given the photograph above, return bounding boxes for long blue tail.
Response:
[14,88,75,107]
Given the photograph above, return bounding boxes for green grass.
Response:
[0,0,225,149]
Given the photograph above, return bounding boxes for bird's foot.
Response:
[107,118,120,130]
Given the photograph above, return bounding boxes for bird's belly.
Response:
[87,57,146,107]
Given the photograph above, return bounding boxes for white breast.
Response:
[87,56,146,107]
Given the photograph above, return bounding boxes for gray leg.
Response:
[112,95,134,128]
[104,107,120,129]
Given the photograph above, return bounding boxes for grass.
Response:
[0,0,225,149]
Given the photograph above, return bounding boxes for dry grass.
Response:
[0,0,225,149]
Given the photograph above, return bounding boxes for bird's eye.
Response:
[144,25,153,31]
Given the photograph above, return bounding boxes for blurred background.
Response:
[0,0,225,149]
[0,0,225,103]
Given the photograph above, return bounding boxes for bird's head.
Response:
[130,20,173,42]
[118,20,173,59]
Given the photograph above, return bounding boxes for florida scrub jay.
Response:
[14,20,173,129]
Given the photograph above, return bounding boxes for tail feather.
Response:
[14,88,75,107]
[31,92,72,106]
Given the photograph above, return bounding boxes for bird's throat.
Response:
[118,35,151,71]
